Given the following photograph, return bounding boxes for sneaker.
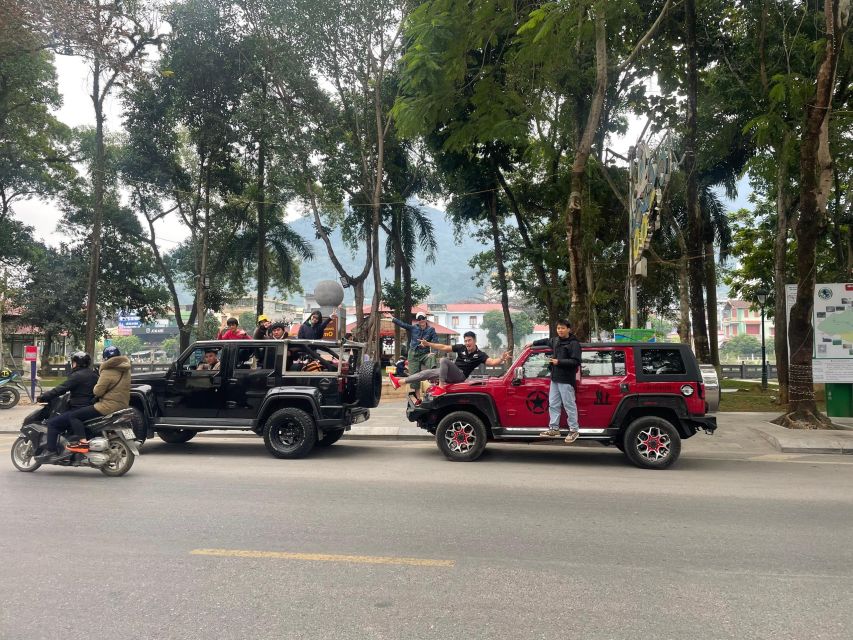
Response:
[66,442,90,453]
[540,428,561,438]
[564,431,580,444]
[389,373,401,389]
[429,386,447,397]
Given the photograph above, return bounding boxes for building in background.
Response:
[721,299,775,339]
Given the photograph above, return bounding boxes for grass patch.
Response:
[719,378,826,413]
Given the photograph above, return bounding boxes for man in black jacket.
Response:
[531,319,582,443]
[35,351,99,461]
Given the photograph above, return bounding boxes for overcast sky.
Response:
[12,54,751,252]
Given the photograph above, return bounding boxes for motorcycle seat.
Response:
[83,408,135,428]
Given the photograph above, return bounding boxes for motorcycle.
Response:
[0,370,22,409]
[10,397,139,476]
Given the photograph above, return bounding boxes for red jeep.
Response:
[405,342,717,469]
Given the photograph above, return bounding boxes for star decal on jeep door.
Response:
[526,390,548,414]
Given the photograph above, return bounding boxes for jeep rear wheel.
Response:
[435,411,487,462]
[622,416,681,469]
[263,407,317,459]
[356,361,382,408]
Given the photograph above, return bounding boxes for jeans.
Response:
[549,382,579,432]
[405,357,467,386]
[45,405,101,451]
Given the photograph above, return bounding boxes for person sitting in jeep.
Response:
[389,331,510,398]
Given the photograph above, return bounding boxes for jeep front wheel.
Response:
[622,416,681,469]
[263,407,317,459]
[435,411,487,462]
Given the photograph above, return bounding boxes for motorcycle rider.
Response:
[35,352,99,462]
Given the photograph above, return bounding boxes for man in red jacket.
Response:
[216,317,250,340]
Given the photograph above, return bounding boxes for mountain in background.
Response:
[287,205,490,304]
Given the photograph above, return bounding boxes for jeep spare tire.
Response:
[356,360,382,408]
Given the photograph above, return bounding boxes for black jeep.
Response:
[128,338,382,458]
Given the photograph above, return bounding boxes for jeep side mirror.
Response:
[512,367,525,385]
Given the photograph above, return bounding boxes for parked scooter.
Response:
[10,397,139,476]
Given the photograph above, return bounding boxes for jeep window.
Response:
[234,346,276,373]
[522,351,552,379]
[284,343,340,374]
[181,347,221,372]
[641,349,686,375]
[582,350,626,377]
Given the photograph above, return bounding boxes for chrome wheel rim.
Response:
[105,439,130,472]
[12,438,38,469]
[444,420,477,454]
[635,426,671,462]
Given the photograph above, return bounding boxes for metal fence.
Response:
[720,363,777,380]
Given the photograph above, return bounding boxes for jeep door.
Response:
[161,345,225,418]
[222,344,279,418]
[576,347,629,427]
[501,349,552,429]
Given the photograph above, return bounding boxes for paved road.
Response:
[1,431,852,640]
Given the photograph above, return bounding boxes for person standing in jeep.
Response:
[531,319,581,443]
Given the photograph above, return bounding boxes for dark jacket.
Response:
[297,315,333,340]
[94,355,131,415]
[532,335,582,386]
[41,366,98,408]
[391,317,438,353]
[253,325,268,340]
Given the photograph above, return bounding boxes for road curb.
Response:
[748,423,853,455]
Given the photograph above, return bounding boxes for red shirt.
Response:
[216,328,250,340]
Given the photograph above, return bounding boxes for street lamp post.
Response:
[756,290,768,391]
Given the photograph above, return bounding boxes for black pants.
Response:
[45,405,101,451]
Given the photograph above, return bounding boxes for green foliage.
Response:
[381,280,431,312]
[110,335,143,356]
[481,310,534,350]
[721,334,774,362]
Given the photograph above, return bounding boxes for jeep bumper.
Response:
[686,416,717,434]
[405,397,432,430]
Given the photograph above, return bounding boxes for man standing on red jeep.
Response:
[532,319,581,443]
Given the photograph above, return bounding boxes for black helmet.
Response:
[102,346,121,360]
[70,352,91,368]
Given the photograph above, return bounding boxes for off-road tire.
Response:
[157,429,197,444]
[622,416,681,470]
[356,361,382,408]
[263,407,317,459]
[435,411,488,462]
[0,386,21,410]
[316,429,345,447]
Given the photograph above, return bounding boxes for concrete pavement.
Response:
[1,435,852,639]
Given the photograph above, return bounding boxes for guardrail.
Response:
[720,363,778,379]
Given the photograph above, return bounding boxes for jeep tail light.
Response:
[698,383,705,399]
[680,384,694,397]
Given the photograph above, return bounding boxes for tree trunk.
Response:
[196,166,211,340]
[783,0,846,427]
[704,240,720,369]
[84,48,104,357]
[678,258,691,346]
[684,0,710,362]
[488,192,514,354]
[255,109,267,317]
[566,2,607,342]
[773,133,792,405]
[39,332,53,376]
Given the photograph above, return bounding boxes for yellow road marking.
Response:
[190,548,455,567]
